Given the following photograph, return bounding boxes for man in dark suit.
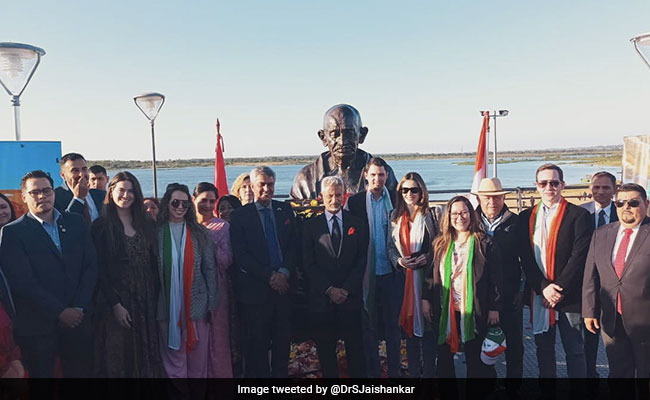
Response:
[580,170,618,378]
[54,153,105,224]
[0,170,97,378]
[519,164,593,378]
[346,157,401,378]
[230,166,298,378]
[303,176,367,378]
[583,183,650,378]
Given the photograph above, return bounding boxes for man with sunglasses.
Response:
[0,170,97,377]
[580,171,618,379]
[519,163,593,379]
[583,183,650,379]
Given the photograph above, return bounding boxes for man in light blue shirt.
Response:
[347,157,403,378]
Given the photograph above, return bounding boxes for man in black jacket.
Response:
[54,153,105,225]
[346,157,401,378]
[474,178,524,382]
[0,170,97,378]
[230,166,298,378]
[519,164,593,379]
[303,176,367,378]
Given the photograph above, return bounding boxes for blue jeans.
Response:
[533,311,586,378]
[362,271,404,378]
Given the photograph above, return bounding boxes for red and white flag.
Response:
[214,119,229,199]
[470,113,489,203]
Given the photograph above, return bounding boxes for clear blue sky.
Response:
[2,1,650,160]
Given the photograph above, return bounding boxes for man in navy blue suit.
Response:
[230,166,298,378]
[54,153,105,224]
[0,170,97,378]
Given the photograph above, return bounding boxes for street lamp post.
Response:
[480,110,509,178]
[134,92,165,198]
[0,43,46,141]
[631,32,650,70]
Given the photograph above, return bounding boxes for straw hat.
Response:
[471,177,510,196]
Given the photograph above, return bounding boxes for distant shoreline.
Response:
[91,145,622,170]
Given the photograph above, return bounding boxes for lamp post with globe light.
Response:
[134,92,165,198]
[631,32,650,70]
[0,43,45,141]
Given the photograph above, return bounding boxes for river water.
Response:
[108,158,620,199]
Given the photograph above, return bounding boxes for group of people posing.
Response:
[0,150,648,387]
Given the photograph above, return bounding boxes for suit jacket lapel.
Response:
[609,203,619,223]
[622,221,650,278]
[604,222,618,275]
[25,214,64,262]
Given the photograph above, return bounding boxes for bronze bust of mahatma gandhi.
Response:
[290,104,397,199]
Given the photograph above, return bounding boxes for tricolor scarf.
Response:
[396,212,425,338]
[438,236,476,352]
[163,223,197,352]
[362,187,393,325]
[528,198,567,333]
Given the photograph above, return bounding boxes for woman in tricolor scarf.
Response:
[157,183,218,378]
[424,195,502,379]
[387,172,438,378]
[91,172,164,377]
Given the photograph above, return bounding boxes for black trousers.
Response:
[312,308,366,378]
[437,312,495,399]
[500,295,524,379]
[16,318,93,378]
[584,325,601,378]
[240,293,291,378]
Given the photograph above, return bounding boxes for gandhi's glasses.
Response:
[614,199,642,208]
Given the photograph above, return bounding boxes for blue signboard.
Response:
[0,141,62,190]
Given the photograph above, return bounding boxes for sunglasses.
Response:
[401,187,421,195]
[614,199,642,208]
[170,199,191,209]
[536,180,561,188]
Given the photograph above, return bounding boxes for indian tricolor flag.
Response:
[470,112,489,204]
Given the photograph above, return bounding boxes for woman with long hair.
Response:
[157,183,217,378]
[230,173,254,205]
[424,195,502,381]
[192,182,235,378]
[387,172,438,378]
[91,172,164,377]
[0,193,17,229]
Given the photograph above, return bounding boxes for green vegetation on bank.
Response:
[90,145,623,170]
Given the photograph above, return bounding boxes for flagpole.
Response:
[493,111,497,178]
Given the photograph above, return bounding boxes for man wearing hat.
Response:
[473,178,524,386]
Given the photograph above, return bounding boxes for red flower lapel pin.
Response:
[348,227,355,236]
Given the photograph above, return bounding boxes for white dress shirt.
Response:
[324,209,343,236]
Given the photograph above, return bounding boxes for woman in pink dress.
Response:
[193,182,233,378]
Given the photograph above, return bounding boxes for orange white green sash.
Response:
[438,236,475,352]
[528,198,567,333]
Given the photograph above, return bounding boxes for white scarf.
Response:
[168,222,186,350]
[531,206,558,335]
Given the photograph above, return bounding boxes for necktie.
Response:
[597,209,606,228]
[82,201,92,225]
[613,228,633,314]
[331,215,341,256]
[261,208,282,270]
